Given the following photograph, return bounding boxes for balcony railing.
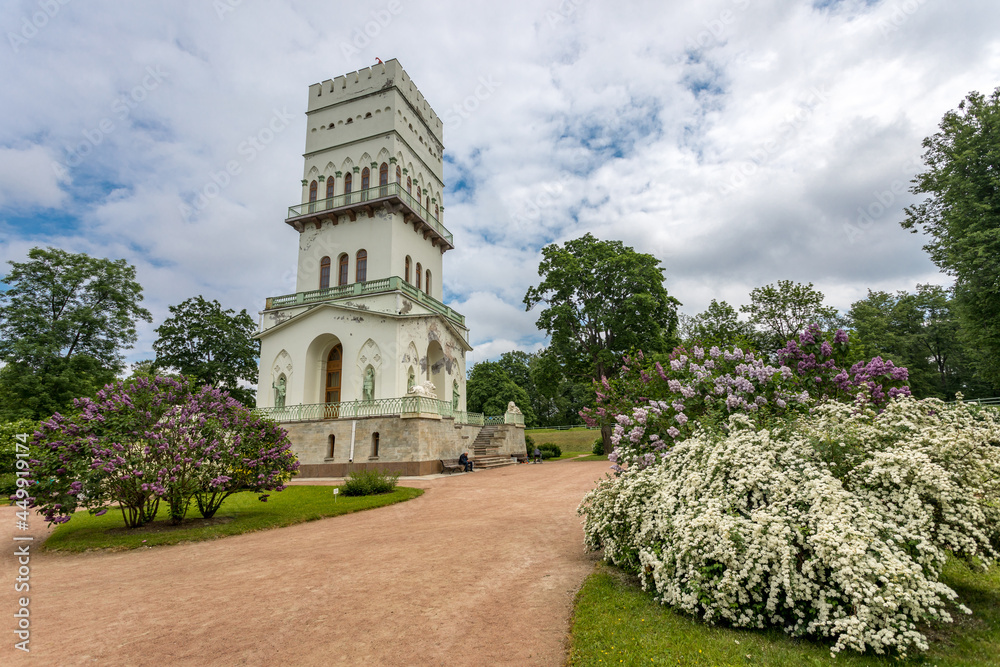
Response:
[254,398,525,426]
[287,182,453,248]
[264,276,465,327]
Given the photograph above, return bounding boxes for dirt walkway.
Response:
[2,461,608,666]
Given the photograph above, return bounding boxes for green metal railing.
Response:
[964,397,1000,406]
[287,182,453,246]
[264,276,465,327]
[255,398,525,426]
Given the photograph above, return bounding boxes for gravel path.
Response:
[2,461,608,666]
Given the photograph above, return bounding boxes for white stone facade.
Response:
[252,60,505,475]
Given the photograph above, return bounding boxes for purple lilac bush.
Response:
[582,325,911,470]
[24,376,299,528]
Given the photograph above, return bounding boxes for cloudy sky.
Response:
[1,0,998,366]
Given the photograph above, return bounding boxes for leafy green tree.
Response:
[902,87,1000,388]
[848,285,993,399]
[152,296,259,406]
[523,234,680,450]
[681,299,757,350]
[740,280,840,355]
[0,247,151,419]
[465,361,537,426]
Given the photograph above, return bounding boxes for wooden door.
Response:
[324,345,342,418]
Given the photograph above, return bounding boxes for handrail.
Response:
[288,182,453,246]
[255,399,502,425]
[264,276,465,327]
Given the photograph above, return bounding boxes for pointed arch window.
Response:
[309,180,317,212]
[344,172,353,203]
[405,255,411,283]
[325,177,335,202]
[338,254,349,286]
[356,249,367,283]
[320,256,331,289]
[379,162,388,197]
[434,203,439,220]
[396,165,402,185]
[415,262,422,290]
[425,270,431,295]
[361,167,370,201]
[406,175,412,196]
[426,194,430,211]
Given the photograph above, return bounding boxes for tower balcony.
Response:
[286,182,454,251]
[264,275,466,329]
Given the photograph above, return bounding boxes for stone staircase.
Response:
[470,425,516,470]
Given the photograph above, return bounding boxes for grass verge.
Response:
[527,427,599,453]
[569,561,1000,666]
[42,485,423,552]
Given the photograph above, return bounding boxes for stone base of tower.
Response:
[281,415,526,477]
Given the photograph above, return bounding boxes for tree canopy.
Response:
[0,247,151,419]
[902,87,1000,387]
[523,233,680,383]
[740,280,840,355]
[465,361,537,426]
[680,299,757,350]
[152,296,259,406]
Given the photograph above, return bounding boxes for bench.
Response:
[440,458,468,474]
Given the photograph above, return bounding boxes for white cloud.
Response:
[0,145,67,209]
[1,0,998,361]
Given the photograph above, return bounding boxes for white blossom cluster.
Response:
[580,398,1000,657]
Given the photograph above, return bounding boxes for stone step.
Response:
[471,456,516,469]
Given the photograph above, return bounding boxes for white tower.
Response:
[256,59,470,414]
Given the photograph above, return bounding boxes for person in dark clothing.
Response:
[532,446,542,463]
[458,452,473,472]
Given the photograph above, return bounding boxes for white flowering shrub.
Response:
[580,398,1000,657]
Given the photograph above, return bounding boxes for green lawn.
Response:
[42,485,423,552]
[528,427,600,453]
[569,561,1000,666]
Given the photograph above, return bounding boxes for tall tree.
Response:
[524,233,680,450]
[847,285,993,399]
[465,361,537,426]
[740,280,840,355]
[902,87,1000,387]
[152,296,259,405]
[0,247,151,419]
[681,299,757,350]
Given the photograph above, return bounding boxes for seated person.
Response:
[458,452,473,472]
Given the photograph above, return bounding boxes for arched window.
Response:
[415,262,422,290]
[320,256,331,289]
[344,172,353,203]
[356,249,367,282]
[361,167,370,201]
[371,432,380,458]
[434,203,439,219]
[309,180,317,212]
[396,165,401,186]
[325,177,335,202]
[379,162,388,197]
[405,255,411,283]
[338,254,349,286]
[425,269,431,295]
[406,175,412,196]
[327,434,335,459]
[426,194,430,210]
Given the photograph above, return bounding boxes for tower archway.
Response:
[426,340,445,399]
